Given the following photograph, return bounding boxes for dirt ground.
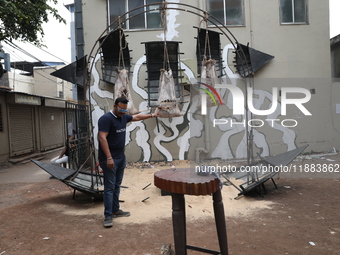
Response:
[0,151,339,255]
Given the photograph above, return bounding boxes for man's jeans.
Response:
[100,157,126,219]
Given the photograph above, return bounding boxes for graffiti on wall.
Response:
[89,1,296,162]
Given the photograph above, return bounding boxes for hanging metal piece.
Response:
[114,68,139,114]
[99,28,131,84]
[50,56,87,87]
[234,43,274,78]
[111,24,139,114]
[143,41,182,108]
[195,16,224,109]
[196,28,223,78]
[157,68,182,117]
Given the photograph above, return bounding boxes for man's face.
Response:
[114,102,128,117]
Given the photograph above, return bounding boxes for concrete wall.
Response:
[81,0,338,162]
[34,66,73,101]
[7,72,34,94]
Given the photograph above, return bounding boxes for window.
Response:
[280,0,308,24]
[207,0,244,26]
[108,0,163,30]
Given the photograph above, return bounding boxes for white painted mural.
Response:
[89,3,297,162]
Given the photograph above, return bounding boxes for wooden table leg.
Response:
[213,189,229,255]
[171,193,187,255]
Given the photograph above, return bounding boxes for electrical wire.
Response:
[5,40,43,63]
[27,42,69,64]
[2,45,26,62]
[3,39,68,65]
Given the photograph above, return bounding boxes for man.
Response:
[98,97,159,228]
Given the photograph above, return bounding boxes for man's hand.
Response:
[107,158,114,169]
[98,131,114,169]
[153,109,160,118]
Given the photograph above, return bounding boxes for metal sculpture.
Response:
[34,2,279,200]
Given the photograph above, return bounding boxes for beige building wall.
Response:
[34,66,73,101]
[7,72,34,94]
[81,0,339,161]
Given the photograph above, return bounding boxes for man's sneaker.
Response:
[103,218,113,228]
[112,210,130,217]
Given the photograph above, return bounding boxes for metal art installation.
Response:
[221,145,309,198]
[234,43,274,78]
[99,28,131,84]
[31,159,103,199]
[114,68,139,114]
[50,56,87,87]
[33,3,280,203]
[195,26,223,108]
[145,5,182,118]
[196,28,223,78]
[111,27,138,114]
[143,41,182,109]
[31,102,104,199]
[157,67,181,117]
[155,18,182,117]
[100,27,138,114]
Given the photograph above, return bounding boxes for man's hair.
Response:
[114,97,129,105]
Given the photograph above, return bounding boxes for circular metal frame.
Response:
[85,2,253,164]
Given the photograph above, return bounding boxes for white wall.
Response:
[7,72,34,94]
[34,66,73,101]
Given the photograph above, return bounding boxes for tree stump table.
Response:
[154,168,229,255]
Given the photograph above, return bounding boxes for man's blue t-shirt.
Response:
[98,111,133,161]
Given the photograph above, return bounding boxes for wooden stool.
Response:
[154,168,229,255]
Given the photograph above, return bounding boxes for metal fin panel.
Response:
[50,56,87,87]
[235,43,274,77]
[31,159,77,180]
[263,145,309,167]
